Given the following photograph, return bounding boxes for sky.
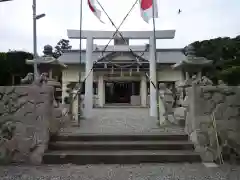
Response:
[0,0,239,55]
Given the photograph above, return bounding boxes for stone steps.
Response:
[44,133,201,164]
[50,133,189,141]
[43,150,201,165]
[48,141,194,151]
[98,105,148,108]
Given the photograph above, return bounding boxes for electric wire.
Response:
[68,0,159,117]
[69,0,140,106]
[96,0,144,63]
[96,0,157,88]
[99,0,139,58]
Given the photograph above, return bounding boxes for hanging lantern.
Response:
[129,68,132,76]
[104,63,107,68]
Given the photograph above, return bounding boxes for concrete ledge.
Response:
[67,30,176,39]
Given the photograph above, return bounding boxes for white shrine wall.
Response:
[157,68,184,82]
[61,64,183,120]
[61,65,183,107]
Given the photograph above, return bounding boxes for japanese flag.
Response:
[140,0,159,23]
[88,0,104,23]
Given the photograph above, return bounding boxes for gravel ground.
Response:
[0,163,240,180]
[61,108,185,134]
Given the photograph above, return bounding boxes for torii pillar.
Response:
[149,35,157,117]
[85,36,93,118]
[67,30,175,118]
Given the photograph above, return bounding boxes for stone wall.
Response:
[185,84,240,162]
[0,85,69,164]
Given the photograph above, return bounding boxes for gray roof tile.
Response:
[58,49,186,64]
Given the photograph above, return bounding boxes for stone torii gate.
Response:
[67,30,175,118]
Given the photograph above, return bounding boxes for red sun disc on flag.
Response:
[141,0,153,10]
[88,0,96,12]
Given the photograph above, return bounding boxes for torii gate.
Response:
[67,30,175,118]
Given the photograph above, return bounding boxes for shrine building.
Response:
[58,30,211,119]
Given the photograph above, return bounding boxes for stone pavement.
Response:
[1,163,240,180]
[61,108,185,134]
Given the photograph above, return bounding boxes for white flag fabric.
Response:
[140,0,159,23]
[87,0,104,23]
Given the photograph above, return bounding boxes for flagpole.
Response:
[152,0,160,123]
[78,0,83,124]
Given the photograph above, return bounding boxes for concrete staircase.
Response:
[43,133,201,164]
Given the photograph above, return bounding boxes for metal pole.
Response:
[32,0,38,80]
[78,0,83,123]
[152,0,160,122]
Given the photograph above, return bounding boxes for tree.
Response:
[0,51,33,85]
[53,39,72,58]
[187,36,240,85]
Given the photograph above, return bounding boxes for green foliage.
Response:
[189,36,240,85]
[0,51,33,85]
[53,39,72,58]
[219,66,240,85]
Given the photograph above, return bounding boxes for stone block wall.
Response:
[185,84,240,162]
[0,85,69,164]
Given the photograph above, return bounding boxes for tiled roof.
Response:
[58,49,186,64]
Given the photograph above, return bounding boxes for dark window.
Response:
[132,81,140,95]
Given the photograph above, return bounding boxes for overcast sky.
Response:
[0,0,239,54]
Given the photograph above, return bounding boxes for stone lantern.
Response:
[172,45,213,81]
[26,45,67,103]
